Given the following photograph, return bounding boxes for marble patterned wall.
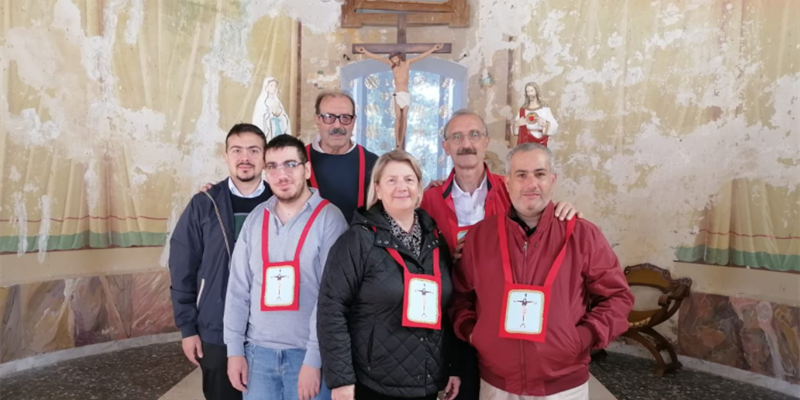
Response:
[0,270,175,364]
[678,292,800,384]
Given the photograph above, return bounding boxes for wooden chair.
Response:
[622,263,692,376]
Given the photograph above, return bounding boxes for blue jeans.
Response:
[244,343,331,400]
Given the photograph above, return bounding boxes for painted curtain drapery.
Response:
[1,0,299,256]
[676,179,799,272]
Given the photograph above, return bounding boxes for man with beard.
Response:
[451,143,632,400]
[355,44,443,149]
[306,91,379,222]
[225,135,348,400]
[420,110,581,400]
[169,124,273,400]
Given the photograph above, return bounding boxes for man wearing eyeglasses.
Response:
[307,91,379,223]
[225,134,348,400]
[420,110,581,400]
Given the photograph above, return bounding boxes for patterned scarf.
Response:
[383,210,423,257]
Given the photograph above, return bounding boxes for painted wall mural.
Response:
[1,0,298,256]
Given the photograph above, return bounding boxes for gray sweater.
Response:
[223,189,347,368]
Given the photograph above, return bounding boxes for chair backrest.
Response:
[624,263,685,292]
[624,263,693,325]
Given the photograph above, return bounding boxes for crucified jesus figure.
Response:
[416,283,434,319]
[272,271,289,301]
[515,294,533,328]
[355,43,444,149]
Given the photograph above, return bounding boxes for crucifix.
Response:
[353,14,452,149]
[416,283,434,319]
[272,270,289,301]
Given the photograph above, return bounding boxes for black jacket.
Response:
[318,204,459,398]
[168,179,271,345]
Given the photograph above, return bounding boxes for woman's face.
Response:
[375,161,420,215]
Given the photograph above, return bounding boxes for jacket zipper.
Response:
[196,278,206,307]
[367,325,376,368]
[520,238,528,394]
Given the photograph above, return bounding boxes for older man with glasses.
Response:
[305,91,379,222]
[420,110,582,400]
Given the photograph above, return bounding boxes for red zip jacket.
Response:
[450,202,633,396]
[420,165,511,254]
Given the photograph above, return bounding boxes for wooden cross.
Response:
[351,15,452,58]
[351,14,452,148]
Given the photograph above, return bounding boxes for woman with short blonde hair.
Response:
[366,149,425,209]
[319,149,462,400]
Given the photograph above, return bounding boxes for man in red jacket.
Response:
[420,110,579,262]
[421,110,581,400]
[451,143,633,399]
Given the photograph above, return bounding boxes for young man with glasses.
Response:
[306,91,379,222]
[225,134,348,400]
[420,110,581,400]
[169,123,273,400]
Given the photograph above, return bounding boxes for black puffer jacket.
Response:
[318,204,459,398]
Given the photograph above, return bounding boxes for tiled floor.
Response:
[0,342,195,400]
[589,351,799,400]
[157,368,618,400]
[159,368,203,400]
[1,342,797,400]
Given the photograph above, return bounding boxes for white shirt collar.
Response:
[228,177,267,199]
[451,174,488,199]
[311,134,357,154]
[450,173,489,227]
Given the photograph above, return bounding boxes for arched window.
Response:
[341,58,467,183]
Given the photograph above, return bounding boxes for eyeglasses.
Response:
[317,113,355,125]
[265,161,303,175]
[444,130,486,144]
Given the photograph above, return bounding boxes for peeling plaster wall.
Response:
[1,0,296,264]
[296,0,798,271]
[1,0,297,364]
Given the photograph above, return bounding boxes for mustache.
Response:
[237,162,254,167]
[456,147,477,156]
[329,127,347,136]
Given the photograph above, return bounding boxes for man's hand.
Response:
[355,46,365,53]
[181,335,203,366]
[453,237,466,261]
[425,179,446,190]
[331,384,355,400]
[298,364,321,400]
[199,182,213,193]
[554,201,583,221]
[434,43,444,51]
[443,376,461,400]
[227,356,249,393]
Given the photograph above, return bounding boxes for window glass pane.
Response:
[345,64,459,185]
[363,72,396,154]
[406,70,449,185]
